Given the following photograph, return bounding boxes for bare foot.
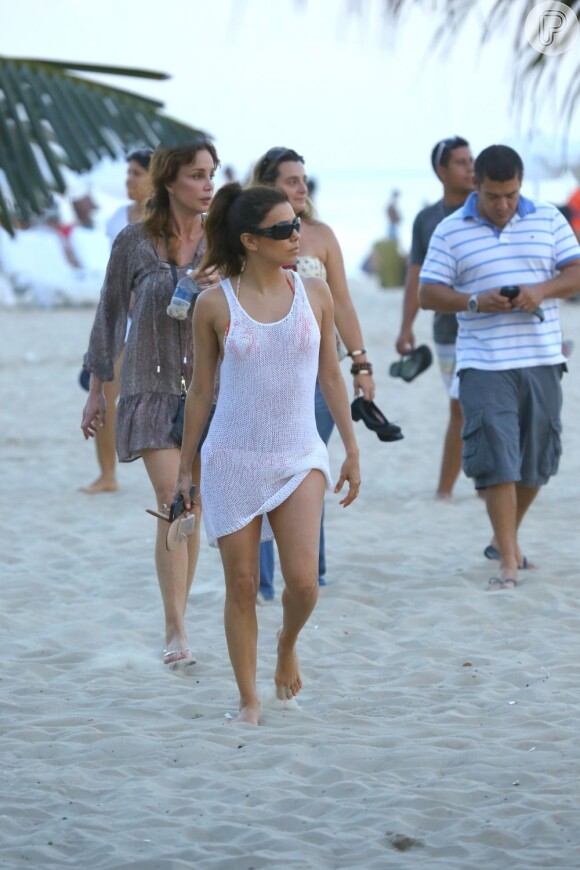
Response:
[275,630,303,700]
[80,476,119,494]
[487,577,517,591]
[236,703,261,726]
[165,630,189,652]
[163,648,196,669]
[435,491,453,502]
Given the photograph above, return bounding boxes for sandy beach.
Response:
[1,279,579,870]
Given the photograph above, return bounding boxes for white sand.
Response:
[1,282,579,869]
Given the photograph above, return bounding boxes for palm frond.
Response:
[380,0,580,129]
[9,57,170,81]
[0,57,210,234]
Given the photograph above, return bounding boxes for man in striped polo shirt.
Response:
[419,145,580,590]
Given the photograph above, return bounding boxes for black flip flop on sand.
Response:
[484,545,531,570]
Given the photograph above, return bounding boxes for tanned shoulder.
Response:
[301,275,332,321]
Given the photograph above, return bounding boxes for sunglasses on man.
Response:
[250,217,301,240]
[434,136,464,167]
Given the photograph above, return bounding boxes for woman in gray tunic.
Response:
[81,141,220,668]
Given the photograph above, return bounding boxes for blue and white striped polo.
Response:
[420,192,580,371]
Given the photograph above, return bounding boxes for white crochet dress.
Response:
[201,271,332,547]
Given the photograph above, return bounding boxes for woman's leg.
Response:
[268,470,326,700]
[217,516,263,724]
[314,381,335,584]
[260,385,333,595]
[258,383,333,597]
[81,353,123,493]
[142,448,202,656]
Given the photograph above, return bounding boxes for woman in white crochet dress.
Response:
[174,184,360,725]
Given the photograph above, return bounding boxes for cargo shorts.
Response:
[458,365,564,489]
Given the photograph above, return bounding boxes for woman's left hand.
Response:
[173,470,195,511]
[334,454,361,507]
[354,372,375,402]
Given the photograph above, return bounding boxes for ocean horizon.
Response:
[313,168,580,275]
[57,160,580,279]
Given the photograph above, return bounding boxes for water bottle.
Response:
[167,270,198,320]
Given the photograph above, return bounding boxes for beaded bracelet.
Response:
[348,348,367,358]
[351,361,373,376]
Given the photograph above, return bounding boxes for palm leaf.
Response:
[379,0,580,130]
[0,56,210,234]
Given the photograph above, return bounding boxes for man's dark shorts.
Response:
[458,365,564,489]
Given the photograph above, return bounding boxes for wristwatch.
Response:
[467,294,479,313]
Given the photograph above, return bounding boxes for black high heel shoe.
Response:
[351,398,404,442]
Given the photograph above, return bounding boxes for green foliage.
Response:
[0,57,209,234]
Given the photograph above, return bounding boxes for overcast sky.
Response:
[3,0,578,175]
[3,0,579,264]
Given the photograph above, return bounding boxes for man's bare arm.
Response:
[396,264,421,353]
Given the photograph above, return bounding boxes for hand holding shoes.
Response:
[351,398,404,442]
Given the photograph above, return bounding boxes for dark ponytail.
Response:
[201,183,288,277]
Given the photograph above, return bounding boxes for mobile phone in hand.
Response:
[169,485,196,522]
[500,285,544,321]
[500,285,520,300]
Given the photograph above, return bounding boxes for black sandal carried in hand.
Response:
[389,344,433,383]
[146,485,196,551]
[351,398,404,442]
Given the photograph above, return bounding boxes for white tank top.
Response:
[200,270,332,547]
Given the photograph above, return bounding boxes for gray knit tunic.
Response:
[84,222,204,462]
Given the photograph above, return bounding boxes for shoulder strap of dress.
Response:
[220,278,235,341]
[291,268,306,298]
[221,276,236,305]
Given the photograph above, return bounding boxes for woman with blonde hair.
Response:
[81,140,219,668]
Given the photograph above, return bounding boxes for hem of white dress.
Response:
[206,464,333,548]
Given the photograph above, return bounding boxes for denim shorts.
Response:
[458,365,564,488]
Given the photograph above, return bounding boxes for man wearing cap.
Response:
[395,136,475,499]
[419,144,580,589]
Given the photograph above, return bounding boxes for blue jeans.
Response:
[259,381,335,599]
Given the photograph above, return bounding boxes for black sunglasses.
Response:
[250,217,301,240]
